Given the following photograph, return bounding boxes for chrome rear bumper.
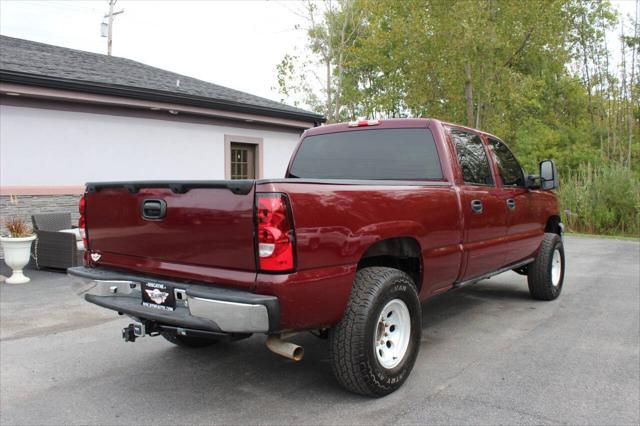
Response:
[68,266,278,334]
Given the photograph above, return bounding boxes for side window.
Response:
[487,138,525,187]
[450,129,494,185]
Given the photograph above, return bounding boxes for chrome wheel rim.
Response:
[551,249,562,287]
[374,299,411,369]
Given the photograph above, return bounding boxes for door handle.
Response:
[141,199,167,220]
[506,198,516,210]
[471,199,483,214]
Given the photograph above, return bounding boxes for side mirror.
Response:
[526,175,540,189]
[539,160,558,190]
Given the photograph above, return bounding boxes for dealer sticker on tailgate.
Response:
[142,282,176,311]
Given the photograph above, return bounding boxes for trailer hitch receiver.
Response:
[122,322,145,342]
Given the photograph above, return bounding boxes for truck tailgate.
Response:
[85,181,257,284]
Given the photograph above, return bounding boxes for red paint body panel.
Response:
[255,265,357,330]
[86,187,257,289]
[458,185,508,278]
[83,118,560,331]
[257,181,464,297]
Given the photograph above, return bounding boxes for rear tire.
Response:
[329,267,422,397]
[161,332,220,348]
[528,232,565,300]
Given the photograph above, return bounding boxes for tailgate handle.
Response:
[141,199,167,220]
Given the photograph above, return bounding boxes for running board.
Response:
[453,258,535,289]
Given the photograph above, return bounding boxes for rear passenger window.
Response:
[450,129,494,185]
[487,138,525,187]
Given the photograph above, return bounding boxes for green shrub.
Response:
[559,163,640,237]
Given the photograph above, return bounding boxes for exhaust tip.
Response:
[292,346,304,361]
[266,335,304,361]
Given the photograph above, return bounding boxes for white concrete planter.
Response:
[1,235,37,284]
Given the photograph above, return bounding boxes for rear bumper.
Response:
[68,266,279,333]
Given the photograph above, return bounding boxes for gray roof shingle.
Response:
[0,35,323,122]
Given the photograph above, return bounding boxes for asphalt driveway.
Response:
[1,235,638,425]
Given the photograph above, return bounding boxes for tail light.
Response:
[78,194,87,250]
[255,193,295,272]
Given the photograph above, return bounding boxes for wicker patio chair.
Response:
[31,213,83,270]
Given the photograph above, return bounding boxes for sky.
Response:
[0,0,637,106]
[0,0,309,102]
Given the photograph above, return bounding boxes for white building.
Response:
[0,36,323,227]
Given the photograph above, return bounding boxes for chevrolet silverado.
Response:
[69,118,565,397]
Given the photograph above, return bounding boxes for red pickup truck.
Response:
[69,118,565,396]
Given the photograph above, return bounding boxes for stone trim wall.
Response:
[0,194,82,258]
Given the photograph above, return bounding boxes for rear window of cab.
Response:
[289,128,443,180]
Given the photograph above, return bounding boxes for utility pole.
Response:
[103,0,124,56]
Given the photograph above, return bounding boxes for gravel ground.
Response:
[1,235,638,425]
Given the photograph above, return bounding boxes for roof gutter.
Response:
[0,70,326,125]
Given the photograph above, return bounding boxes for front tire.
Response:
[329,267,422,397]
[528,232,565,300]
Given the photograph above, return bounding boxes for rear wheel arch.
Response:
[356,237,422,291]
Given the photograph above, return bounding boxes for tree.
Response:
[275,0,365,122]
[278,0,639,235]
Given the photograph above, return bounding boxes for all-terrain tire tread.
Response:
[527,232,563,300]
[329,267,418,396]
